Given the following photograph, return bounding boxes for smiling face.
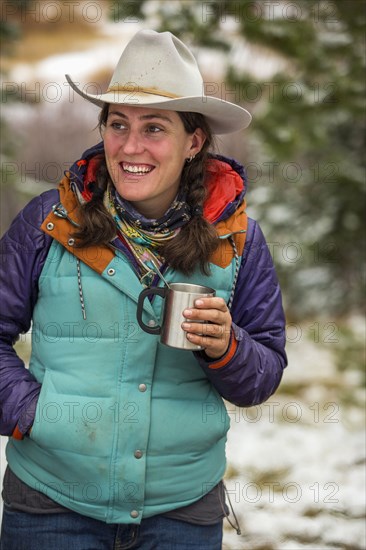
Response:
[102,105,206,219]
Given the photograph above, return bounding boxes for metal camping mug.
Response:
[136,283,216,351]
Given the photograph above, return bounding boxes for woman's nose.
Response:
[122,130,145,155]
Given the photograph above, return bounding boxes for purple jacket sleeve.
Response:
[0,191,56,436]
[196,218,287,407]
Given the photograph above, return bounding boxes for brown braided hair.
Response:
[73,104,218,275]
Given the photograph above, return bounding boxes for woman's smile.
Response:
[120,162,155,175]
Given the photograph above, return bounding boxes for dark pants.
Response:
[0,504,223,550]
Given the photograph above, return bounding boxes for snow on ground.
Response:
[222,332,366,549]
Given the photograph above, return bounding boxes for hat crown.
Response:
[65,29,252,134]
[109,30,203,97]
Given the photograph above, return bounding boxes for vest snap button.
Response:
[107,268,116,276]
[134,450,143,459]
[130,510,139,519]
[147,319,156,327]
[46,222,54,230]
[138,384,147,392]
[68,238,75,246]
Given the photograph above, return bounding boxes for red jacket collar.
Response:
[204,158,244,223]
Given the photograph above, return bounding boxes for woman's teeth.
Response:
[122,163,153,174]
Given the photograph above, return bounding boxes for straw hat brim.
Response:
[65,74,251,135]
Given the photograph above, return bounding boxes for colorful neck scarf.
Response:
[104,183,191,284]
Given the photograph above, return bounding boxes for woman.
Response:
[0,30,287,549]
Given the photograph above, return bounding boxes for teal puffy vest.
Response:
[7,240,239,523]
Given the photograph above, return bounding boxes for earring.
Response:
[186,154,196,163]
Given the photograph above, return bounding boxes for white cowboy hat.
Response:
[65,29,251,134]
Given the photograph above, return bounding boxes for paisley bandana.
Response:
[104,183,191,284]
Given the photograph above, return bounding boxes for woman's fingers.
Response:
[182,297,232,358]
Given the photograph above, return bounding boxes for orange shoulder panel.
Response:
[41,175,115,275]
[210,204,248,268]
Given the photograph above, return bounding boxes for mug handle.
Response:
[136,287,166,334]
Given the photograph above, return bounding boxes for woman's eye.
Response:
[110,122,126,131]
[147,125,163,134]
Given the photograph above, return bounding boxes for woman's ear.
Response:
[189,128,206,156]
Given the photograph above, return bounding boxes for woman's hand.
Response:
[182,297,232,359]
